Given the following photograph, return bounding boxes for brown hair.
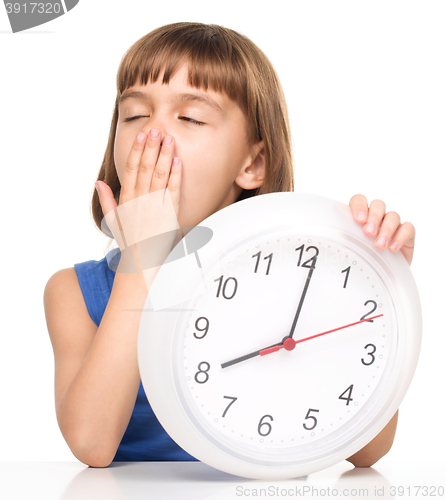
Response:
[91,22,294,236]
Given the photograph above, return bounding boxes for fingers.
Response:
[349,194,416,265]
[349,195,388,239]
[95,180,117,217]
[142,132,182,218]
[135,128,163,191]
[95,180,126,247]
[120,131,149,201]
[349,194,369,223]
[167,157,182,219]
[374,211,400,250]
[395,222,416,265]
[388,221,415,253]
[120,128,179,203]
[364,200,386,239]
[149,134,175,193]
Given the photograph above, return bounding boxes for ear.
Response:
[235,141,266,190]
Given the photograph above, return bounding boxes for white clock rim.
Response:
[138,192,422,479]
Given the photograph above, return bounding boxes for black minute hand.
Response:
[288,265,316,339]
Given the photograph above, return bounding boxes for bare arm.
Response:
[44,126,183,467]
[44,266,155,467]
[346,410,399,467]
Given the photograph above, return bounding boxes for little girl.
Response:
[44,22,415,469]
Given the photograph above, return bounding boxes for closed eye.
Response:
[124,115,147,122]
[179,116,205,126]
[123,116,205,125]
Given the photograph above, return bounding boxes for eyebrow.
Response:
[118,90,224,115]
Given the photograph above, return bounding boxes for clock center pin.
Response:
[283,337,296,351]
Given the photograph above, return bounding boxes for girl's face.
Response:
[114,64,264,230]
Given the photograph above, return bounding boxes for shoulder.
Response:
[44,267,97,348]
[44,266,78,291]
[44,267,85,310]
[44,267,80,305]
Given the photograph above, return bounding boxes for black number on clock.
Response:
[295,245,320,269]
[339,384,354,405]
[361,344,377,365]
[303,408,319,430]
[258,415,273,436]
[341,266,351,288]
[360,300,378,322]
[194,362,210,384]
[222,396,238,417]
[214,275,238,299]
[193,316,209,339]
[252,251,273,275]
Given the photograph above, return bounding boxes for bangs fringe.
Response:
[117,23,256,138]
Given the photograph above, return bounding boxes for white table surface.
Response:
[0,460,444,500]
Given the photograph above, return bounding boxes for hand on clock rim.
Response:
[220,313,383,369]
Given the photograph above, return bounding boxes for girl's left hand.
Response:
[349,194,415,266]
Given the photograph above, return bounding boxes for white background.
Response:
[0,0,444,479]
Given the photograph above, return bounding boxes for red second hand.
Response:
[259,314,384,356]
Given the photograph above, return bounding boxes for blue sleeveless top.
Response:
[74,249,197,462]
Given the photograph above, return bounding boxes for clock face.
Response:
[138,193,421,479]
[177,231,397,462]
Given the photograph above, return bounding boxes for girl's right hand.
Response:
[95,129,183,274]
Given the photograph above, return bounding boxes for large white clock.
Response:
[138,192,422,479]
